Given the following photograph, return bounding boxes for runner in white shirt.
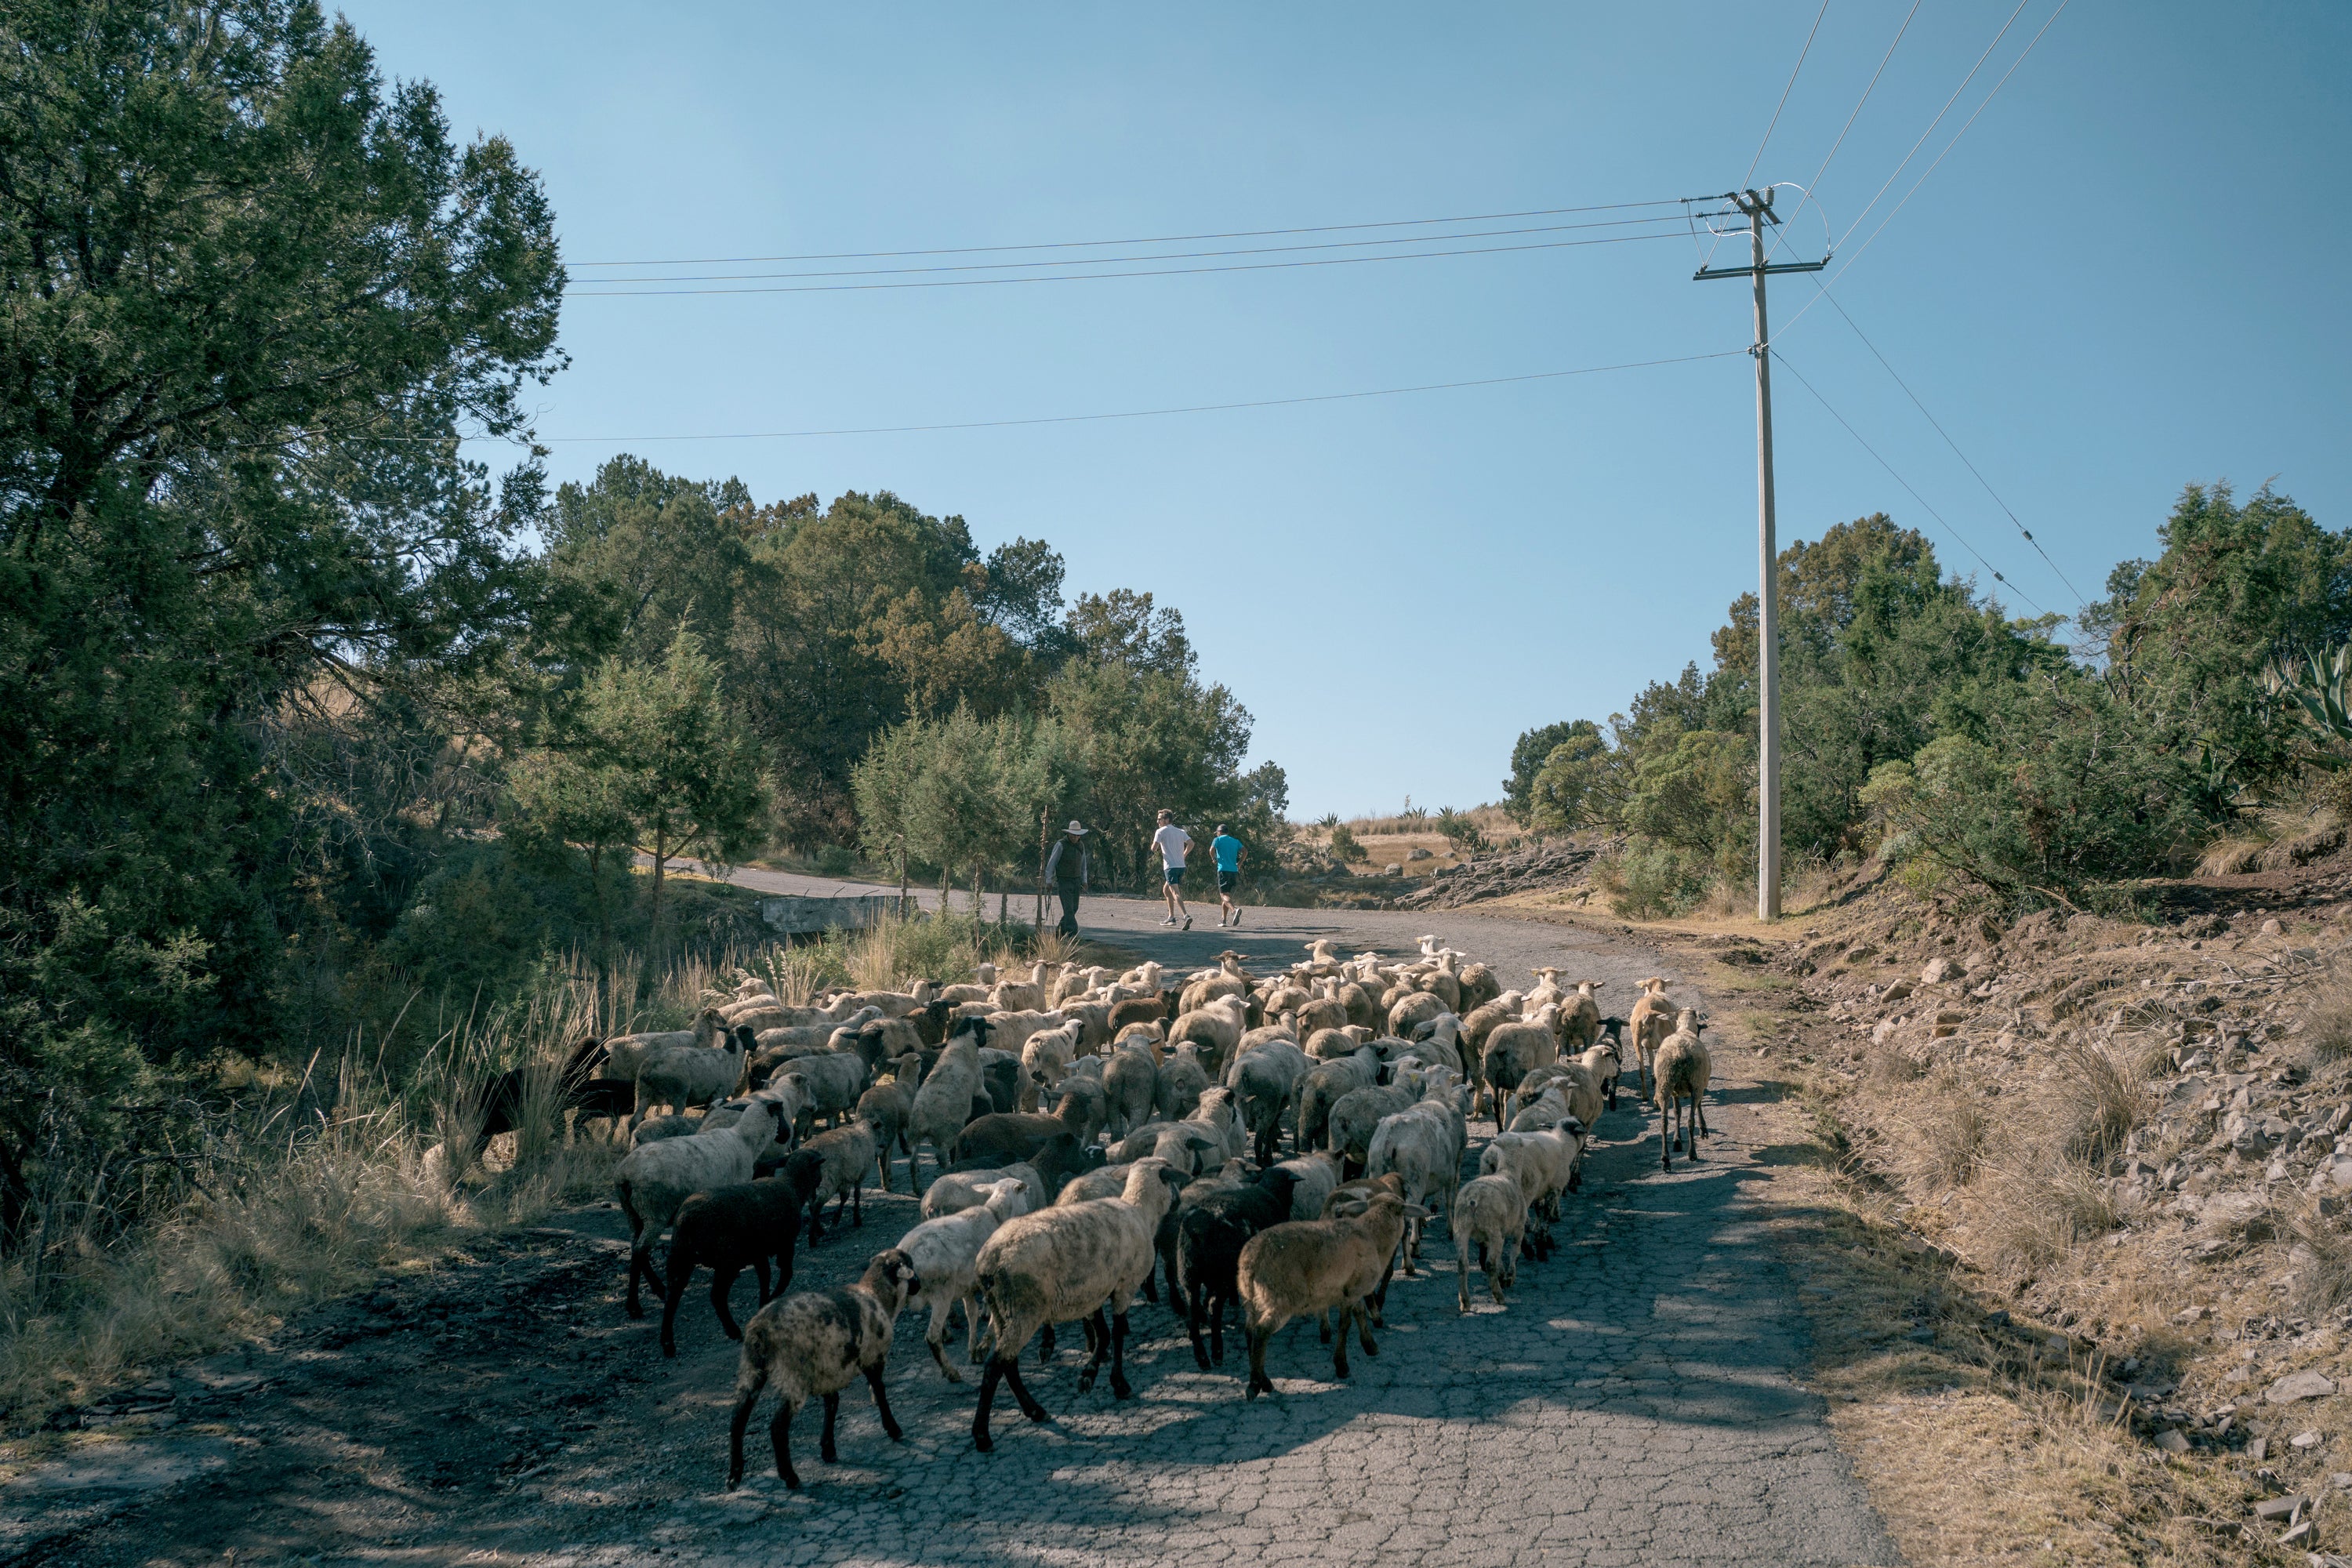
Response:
[1150,809,1192,929]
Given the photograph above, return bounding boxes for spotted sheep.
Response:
[724,1249,920,1490]
[971,1158,1183,1451]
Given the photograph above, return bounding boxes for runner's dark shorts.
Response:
[1217,870,1239,894]
[1163,866,1185,887]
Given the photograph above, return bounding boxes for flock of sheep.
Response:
[558,937,1712,1490]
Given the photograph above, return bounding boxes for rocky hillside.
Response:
[1742,855,2352,1558]
[1397,838,1611,909]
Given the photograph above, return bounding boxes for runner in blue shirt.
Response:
[1210,824,1245,927]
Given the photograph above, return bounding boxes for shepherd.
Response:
[1044,819,1090,938]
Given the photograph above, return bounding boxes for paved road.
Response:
[611,866,1902,1568]
[20,888,1897,1567]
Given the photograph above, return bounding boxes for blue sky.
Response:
[342,1,2350,818]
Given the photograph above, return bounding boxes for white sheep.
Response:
[1017,1019,1084,1112]
[614,1096,786,1320]
[631,1027,751,1131]
[1656,1009,1713,1170]
[1363,1075,1468,1274]
[921,1160,1047,1220]
[893,1177,1029,1382]
[1102,1037,1160,1141]
[909,1023,988,1189]
[1154,1041,1211,1121]
[1271,1150,1345,1221]
[604,1007,727,1084]
[1450,1174,1527,1311]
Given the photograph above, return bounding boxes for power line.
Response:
[1744,0,1831,191]
[1770,347,2048,617]
[567,228,1690,296]
[1808,283,2087,605]
[567,198,1689,269]
[1826,0,2036,256]
[571,212,1694,288]
[1826,0,2071,280]
[1772,0,1922,260]
[326,349,1746,445]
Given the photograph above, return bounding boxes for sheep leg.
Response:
[864,1362,904,1442]
[1039,1321,1055,1363]
[1356,1298,1380,1358]
[769,1397,802,1489]
[1457,1246,1472,1314]
[1187,1279,1212,1370]
[1331,1305,1353,1380]
[819,1392,840,1464]
[875,1147,892,1194]
[927,1298,965,1385]
[965,1297,992,1363]
[751,1256,772,1305]
[1686,1099,1704,1161]
[659,1243,693,1356]
[973,1359,1004,1453]
[1109,1311,1134,1399]
[1077,1309,1109,1392]
[1318,1308,1333,1344]
[710,1262,746,1341]
[619,1189,650,1319]
[1002,1354,1050,1421]
[1208,1290,1227,1366]
[850,1176,863,1228]
[1696,1097,1712,1140]
[1660,1097,1674,1172]
[725,1376,766,1490]
[1245,1314,1279,1399]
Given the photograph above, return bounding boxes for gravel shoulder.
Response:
[8,899,1899,1568]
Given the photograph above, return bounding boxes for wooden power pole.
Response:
[1695,187,1824,922]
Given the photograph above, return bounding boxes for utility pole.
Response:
[1693,187,1824,922]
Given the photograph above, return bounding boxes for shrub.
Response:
[816,844,855,877]
[1434,807,1490,855]
[1327,824,1366,864]
[1592,840,1715,920]
[1860,673,2202,904]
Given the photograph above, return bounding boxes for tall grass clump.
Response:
[0,956,641,1429]
[2301,962,2352,1065]
[811,909,1055,995]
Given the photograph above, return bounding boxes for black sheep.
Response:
[468,1035,609,1159]
[1178,1167,1301,1368]
[660,1177,800,1356]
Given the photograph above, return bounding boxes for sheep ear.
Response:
[1401,1204,1432,1220]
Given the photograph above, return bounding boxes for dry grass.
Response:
[1887,1068,1987,1189]
[2303,963,2352,1065]
[0,965,637,1428]
[1974,1152,2120,1269]
[2053,1036,2147,1167]
[2198,800,2347,877]
[1763,1090,2279,1567]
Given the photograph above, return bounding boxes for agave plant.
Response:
[2263,643,2352,762]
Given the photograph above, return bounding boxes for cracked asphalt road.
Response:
[16,901,1898,1566]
